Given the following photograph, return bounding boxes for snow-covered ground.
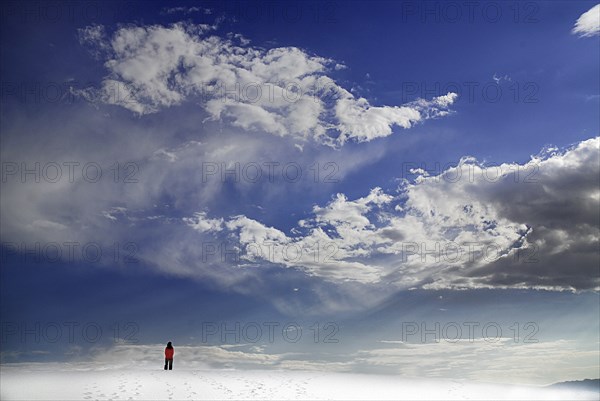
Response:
[1,365,597,400]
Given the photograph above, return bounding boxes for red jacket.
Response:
[165,347,174,359]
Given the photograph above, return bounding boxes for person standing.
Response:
[164,342,174,370]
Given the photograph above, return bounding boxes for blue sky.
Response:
[1,0,599,385]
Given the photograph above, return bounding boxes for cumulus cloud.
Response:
[3,19,597,315]
[76,23,457,147]
[185,138,599,291]
[572,4,600,37]
[2,104,597,297]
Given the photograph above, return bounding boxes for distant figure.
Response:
[164,341,174,370]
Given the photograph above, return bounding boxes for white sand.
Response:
[1,365,597,400]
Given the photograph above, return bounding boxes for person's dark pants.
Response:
[164,358,173,370]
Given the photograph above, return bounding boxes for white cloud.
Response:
[2,104,596,295]
[161,6,212,15]
[28,220,69,231]
[5,339,594,386]
[225,215,289,246]
[78,24,109,58]
[572,4,600,37]
[77,23,457,147]
[0,101,388,290]
[183,212,224,233]
[492,73,512,84]
[186,137,599,290]
[357,338,599,385]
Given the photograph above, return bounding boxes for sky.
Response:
[0,0,599,386]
